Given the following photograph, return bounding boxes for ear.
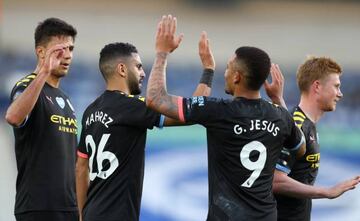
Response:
[116,63,127,78]
[36,46,46,59]
[233,71,241,84]
[312,80,321,94]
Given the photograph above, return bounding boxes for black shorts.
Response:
[15,211,79,221]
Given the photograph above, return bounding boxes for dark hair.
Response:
[234,46,271,90]
[99,42,138,81]
[35,18,77,47]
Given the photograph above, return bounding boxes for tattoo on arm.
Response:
[147,52,180,120]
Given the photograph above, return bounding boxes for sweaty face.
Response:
[126,53,145,95]
[317,73,343,112]
[41,35,74,78]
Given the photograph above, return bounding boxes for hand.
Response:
[37,43,66,77]
[264,63,284,101]
[198,31,215,70]
[155,15,184,53]
[326,176,360,199]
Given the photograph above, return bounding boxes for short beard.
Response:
[128,80,141,95]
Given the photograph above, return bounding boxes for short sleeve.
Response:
[180,96,221,125]
[282,109,305,151]
[10,73,37,102]
[123,95,162,129]
[77,115,89,159]
[9,74,37,127]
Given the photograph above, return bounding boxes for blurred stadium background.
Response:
[1,0,360,220]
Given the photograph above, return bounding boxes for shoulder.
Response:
[290,107,309,130]
[13,73,37,89]
[10,73,37,100]
[261,99,287,115]
[128,95,146,103]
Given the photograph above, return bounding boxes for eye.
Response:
[68,46,74,52]
[137,64,143,70]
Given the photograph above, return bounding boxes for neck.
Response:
[46,75,61,88]
[298,94,324,123]
[233,87,261,99]
[106,79,129,95]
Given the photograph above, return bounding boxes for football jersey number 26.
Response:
[240,141,267,188]
[85,134,119,181]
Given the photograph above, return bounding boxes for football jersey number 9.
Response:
[86,134,119,181]
[240,141,267,188]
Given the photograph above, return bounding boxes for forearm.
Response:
[193,69,214,97]
[76,163,89,219]
[146,52,180,120]
[5,74,48,126]
[273,171,328,199]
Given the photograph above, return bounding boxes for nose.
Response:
[141,70,146,79]
[63,47,73,59]
[338,88,343,99]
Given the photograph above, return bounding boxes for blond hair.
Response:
[297,56,342,93]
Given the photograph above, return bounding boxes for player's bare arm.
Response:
[5,44,67,126]
[163,31,215,126]
[146,15,184,120]
[76,157,90,221]
[273,170,360,199]
[264,63,287,109]
[193,31,215,97]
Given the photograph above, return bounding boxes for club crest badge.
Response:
[56,97,65,109]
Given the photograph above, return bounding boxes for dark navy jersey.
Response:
[275,106,320,221]
[77,90,163,221]
[179,96,304,221]
[10,73,78,214]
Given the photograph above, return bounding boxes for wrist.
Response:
[200,69,214,87]
[156,51,170,57]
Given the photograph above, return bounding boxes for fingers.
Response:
[176,33,184,46]
[156,21,162,37]
[199,31,208,53]
[170,16,177,35]
[156,14,183,53]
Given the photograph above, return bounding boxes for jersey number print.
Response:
[240,141,267,188]
[86,134,119,180]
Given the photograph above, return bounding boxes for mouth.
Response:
[60,63,70,69]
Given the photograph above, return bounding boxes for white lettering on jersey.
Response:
[234,120,280,136]
[86,111,114,128]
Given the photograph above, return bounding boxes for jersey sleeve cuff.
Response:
[276,163,291,174]
[157,115,165,129]
[77,150,88,159]
[177,96,185,122]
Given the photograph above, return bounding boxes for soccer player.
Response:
[5,18,78,221]
[265,60,360,221]
[76,33,215,221]
[146,15,305,221]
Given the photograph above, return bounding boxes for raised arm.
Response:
[5,44,66,126]
[273,170,360,199]
[146,15,184,120]
[193,31,215,97]
[264,63,287,109]
[162,31,215,126]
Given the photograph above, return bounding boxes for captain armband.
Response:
[199,69,214,87]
